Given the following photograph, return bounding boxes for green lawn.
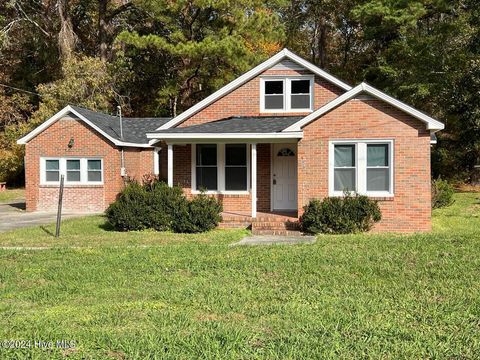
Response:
[0,193,479,359]
[0,188,24,203]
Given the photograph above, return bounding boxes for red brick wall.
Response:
[24,118,154,212]
[180,69,344,127]
[298,98,431,232]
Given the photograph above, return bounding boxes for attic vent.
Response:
[271,59,304,71]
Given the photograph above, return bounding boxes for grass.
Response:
[0,193,479,359]
[0,188,24,204]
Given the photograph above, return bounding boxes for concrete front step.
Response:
[252,229,303,236]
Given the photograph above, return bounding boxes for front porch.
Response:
[147,115,304,219]
[161,142,300,219]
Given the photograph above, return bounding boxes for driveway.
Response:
[0,199,94,233]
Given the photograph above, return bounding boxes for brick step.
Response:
[252,221,301,231]
[221,217,252,223]
[252,229,303,236]
[218,222,251,229]
[254,217,297,222]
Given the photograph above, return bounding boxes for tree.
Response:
[117,0,285,116]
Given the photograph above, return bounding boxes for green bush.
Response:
[182,192,223,233]
[301,193,381,234]
[106,179,222,233]
[105,182,150,231]
[147,181,190,231]
[432,179,455,209]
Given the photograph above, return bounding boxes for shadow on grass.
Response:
[98,220,115,231]
[40,226,54,236]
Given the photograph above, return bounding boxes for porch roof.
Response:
[146,116,304,142]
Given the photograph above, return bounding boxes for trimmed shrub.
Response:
[183,192,223,233]
[105,181,149,231]
[106,179,223,233]
[147,181,190,231]
[432,179,455,209]
[301,193,381,234]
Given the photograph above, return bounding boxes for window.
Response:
[66,159,81,182]
[291,80,311,109]
[264,80,284,110]
[367,144,389,192]
[41,158,103,185]
[330,141,393,196]
[87,160,102,182]
[196,144,218,190]
[225,144,247,190]
[261,77,313,112]
[192,144,250,193]
[45,160,60,182]
[333,145,356,192]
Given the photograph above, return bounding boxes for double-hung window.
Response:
[66,159,81,182]
[366,144,390,192]
[330,140,393,196]
[195,144,218,191]
[261,77,313,112]
[264,80,285,110]
[41,158,103,185]
[225,144,247,191]
[87,159,103,182]
[45,160,60,182]
[333,145,356,192]
[193,144,249,193]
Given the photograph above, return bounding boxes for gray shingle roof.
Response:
[151,116,304,134]
[71,106,171,144]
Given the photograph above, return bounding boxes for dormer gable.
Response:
[156,48,352,130]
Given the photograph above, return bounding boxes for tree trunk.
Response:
[317,18,327,68]
[98,0,108,62]
[57,0,77,60]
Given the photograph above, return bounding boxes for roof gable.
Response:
[157,48,352,130]
[17,105,171,147]
[282,83,444,132]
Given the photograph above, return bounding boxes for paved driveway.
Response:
[0,199,94,233]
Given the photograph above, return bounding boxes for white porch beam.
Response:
[167,144,173,187]
[251,143,257,218]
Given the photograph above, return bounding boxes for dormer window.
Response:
[260,76,313,112]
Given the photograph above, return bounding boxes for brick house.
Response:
[18,49,444,232]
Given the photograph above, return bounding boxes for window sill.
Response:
[191,190,250,196]
[330,192,394,201]
[260,109,313,114]
[40,183,104,188]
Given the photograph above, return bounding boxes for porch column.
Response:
[251,143,257,218]
[167,144,173,187]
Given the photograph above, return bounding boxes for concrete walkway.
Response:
[232,235,316,246]
[0,199,94,233]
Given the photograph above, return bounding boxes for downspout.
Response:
[118,106,126,179]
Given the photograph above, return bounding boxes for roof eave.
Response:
[17,105,153,148]
[146,131,304,141]
[282,82,445,132]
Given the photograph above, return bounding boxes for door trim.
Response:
[271,143,297,211]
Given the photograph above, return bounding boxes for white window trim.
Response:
[328,139,394,197]
[260,76,314,113]
[40,157,104,186]
[191,144,251,195]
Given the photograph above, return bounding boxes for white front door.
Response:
[272,144,297,210]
